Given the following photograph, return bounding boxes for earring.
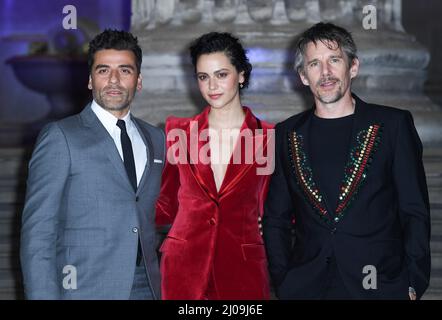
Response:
[239,83,244,89]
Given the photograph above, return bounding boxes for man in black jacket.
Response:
[263,22,430,299]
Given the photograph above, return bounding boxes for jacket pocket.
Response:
[61,228,105,247]
[159,235,187,253]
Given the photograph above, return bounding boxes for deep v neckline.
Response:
[208,117,246,193]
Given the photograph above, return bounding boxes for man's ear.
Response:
[137,73,143,91]
[88,76,92,90]
[350,58,360,79]
[299,70,310,86]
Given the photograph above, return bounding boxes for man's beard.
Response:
[315,76,344,104]
[94,86,133,111]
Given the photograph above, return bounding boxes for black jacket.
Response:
[263,94,431,299]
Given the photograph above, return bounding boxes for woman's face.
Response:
[196,52,244,110]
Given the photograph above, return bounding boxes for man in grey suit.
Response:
[20,29,165,299]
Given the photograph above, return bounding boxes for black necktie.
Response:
[116,119,142,266]
[116,119,137,192]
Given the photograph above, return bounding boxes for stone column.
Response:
[130,0,442,147]
[214,0,239,23]
[246,0,276,22]
[284,0,307,21]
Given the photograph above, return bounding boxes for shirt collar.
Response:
[91,100,133,134]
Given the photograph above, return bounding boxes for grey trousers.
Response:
[129,263,154,300]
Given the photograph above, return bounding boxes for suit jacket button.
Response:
[209,218,216,226]
[132,227,138,233]
[135,196,139,202]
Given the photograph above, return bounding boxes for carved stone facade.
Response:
[130,0,441,147]
[131,0,403,29]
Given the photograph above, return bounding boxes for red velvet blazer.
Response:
[156,106,274,300]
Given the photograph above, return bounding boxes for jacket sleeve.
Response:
[155,118,181,227]
[262,123,295,287]
[392,111,431,299]
[20,123,70,299]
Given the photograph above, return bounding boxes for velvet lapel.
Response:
[186,107,219,203]
[79,104,135,193]
[288,94,383,225]
[288,109,332,224]
[333,94,383,221]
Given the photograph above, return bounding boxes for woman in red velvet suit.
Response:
[156,32,274,299]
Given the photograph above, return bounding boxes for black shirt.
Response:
[309,113,355,212]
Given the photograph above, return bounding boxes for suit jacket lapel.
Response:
[80,104,136,193]
[186,107,219,203]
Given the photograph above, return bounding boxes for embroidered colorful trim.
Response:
[335,124,382,218]
[288,132,329,222]
[288,124,382,224]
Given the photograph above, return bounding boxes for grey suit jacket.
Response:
[20,104,165,299]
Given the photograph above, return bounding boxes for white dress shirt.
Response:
[91,100,147,187]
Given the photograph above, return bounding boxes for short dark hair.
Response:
[294,22,358,73]
[189,32,252,90]
[87,29,142,74]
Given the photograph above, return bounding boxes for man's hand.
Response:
[409,287,417,300]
